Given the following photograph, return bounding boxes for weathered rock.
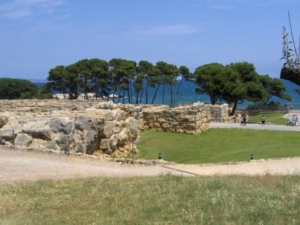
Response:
[103,120,120,138]
[0,99,225,158]
[1,117,22,139]
[49,117,74,134]
[14,133,32,148]
[22,120,52,140]
[0,115,8,128]
[75,115,101,154]
[141,102,213,134]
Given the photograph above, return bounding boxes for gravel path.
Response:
[1,122,300,185]
[0,148,190,185]
[1,146,300,186]
[210,122,300,131]
[165,157,300,176]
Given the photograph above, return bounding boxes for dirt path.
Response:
[1,147,300,185]
[165,157,300,176]
[0,148,190,185]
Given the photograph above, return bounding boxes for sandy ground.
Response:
[0,148,190,185]
[165,157,300,176]
[1,147,300,186]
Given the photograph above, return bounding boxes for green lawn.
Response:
[1,175,300,224]
[247,112,287,125]
[137,129,300,164]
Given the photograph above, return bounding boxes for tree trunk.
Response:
[162,84,166,105]
[209,94,216,105]
[230,101,238,116]
[172,78,183,107]
[151,84,161,104]
[145,83,149,104]
[135,91,139,104]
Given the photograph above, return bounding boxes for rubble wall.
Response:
[0,100,229,157]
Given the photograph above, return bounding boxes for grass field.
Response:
[247,112,287,125]
[0,175,299,224]
[137,129,300,164]
[1,112,299,224]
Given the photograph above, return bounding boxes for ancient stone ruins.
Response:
[0,99,229,158]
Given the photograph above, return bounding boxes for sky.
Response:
[0,0,300,81]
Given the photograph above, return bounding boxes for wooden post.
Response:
[132,140,135,165]
[13,130,15,150]
[67,135,70,155]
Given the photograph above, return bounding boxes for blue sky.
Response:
[0,0,300,80]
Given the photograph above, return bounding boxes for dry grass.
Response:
[1,174,300,224]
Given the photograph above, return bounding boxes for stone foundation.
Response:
[0,99,229,157]
[141,102,212,134]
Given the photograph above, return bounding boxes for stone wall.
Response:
[0,99,228,157]
[141,102,212,134]
[209,104,230,123]
[0,100,141,158]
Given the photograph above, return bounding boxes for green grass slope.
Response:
[137,129,300,164]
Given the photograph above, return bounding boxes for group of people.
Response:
[287,115,298,126]
[240,115,266,126]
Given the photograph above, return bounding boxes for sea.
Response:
[33,79,300,110]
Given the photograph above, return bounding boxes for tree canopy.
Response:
[0,78,38,99]
[44,58,291,111]
[193,62,289,115]
[194,63,225,105]
[259,75,292,105]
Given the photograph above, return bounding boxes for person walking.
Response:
[261,116,265,126]
[243,115,247,126]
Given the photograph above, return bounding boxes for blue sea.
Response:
[34,79,300,109]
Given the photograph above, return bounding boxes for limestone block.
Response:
[142,112,157,123]
[153,122,160,128]
[1,117,22,134]
[0,115,8,128]
[158,117,167,122]
[14,133,32,148]
[28,139,49,150]
[22,120,52,140]
[117,128,128,145]
[99,139,110,150]
[74,121,85,131]
[170,122,179,129]
[103,110,118,121]
[46,140,60,151]
[0,129,15,139]
[103,121,121,138]
[132,111,140,120]
[109,134,118,151]
[162,122,170,130]
[49,117,74,134]
[125,117,139,140]
[97,101,117,109]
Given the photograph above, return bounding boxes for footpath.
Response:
[210,122,300,131]
[1,121,300,185]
